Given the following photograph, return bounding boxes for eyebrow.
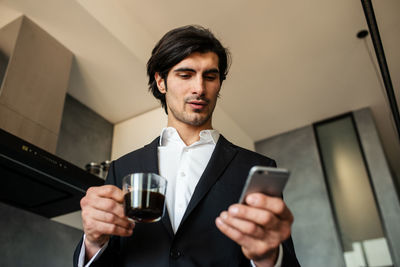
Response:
[204,68,220,75]
[173,68,220,74]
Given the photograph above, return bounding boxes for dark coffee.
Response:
[124,190,165,223]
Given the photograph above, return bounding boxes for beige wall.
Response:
[212,105,255,151]
[0,4,21,29]
[111,105,255,160]
[111,107,166,159]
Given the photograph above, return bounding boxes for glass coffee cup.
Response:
[122,173,167,223]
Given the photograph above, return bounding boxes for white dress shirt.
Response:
[158,127,219,232]
[78,127,282,266]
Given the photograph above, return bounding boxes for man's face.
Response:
[156,52,221,128]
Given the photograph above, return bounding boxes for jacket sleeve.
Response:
[282,236,301,266]
[73,237,83,267]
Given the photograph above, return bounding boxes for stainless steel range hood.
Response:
[0,128,104,218]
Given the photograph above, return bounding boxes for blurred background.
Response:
[0,0,399,266]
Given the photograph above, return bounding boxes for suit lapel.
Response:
[179,135,238,227]
[140,137,174,237]
[160,206,174,238]
[139,137,160,174]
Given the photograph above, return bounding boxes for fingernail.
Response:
[221,212,228,220]
[229,206,239,214]
[247,195,257,205]
[216,218,223,225]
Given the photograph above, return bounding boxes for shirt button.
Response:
[180,172,186,177]
[170,250,181,259]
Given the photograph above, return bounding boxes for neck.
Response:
[167,119,213,146]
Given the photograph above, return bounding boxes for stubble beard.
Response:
[169,103,215,127]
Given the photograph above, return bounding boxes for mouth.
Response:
[187,99,208,110]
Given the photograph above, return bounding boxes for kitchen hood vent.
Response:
[0,128,104,218]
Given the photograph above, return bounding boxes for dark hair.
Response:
[146,25,231,113]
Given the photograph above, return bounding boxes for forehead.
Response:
[171,52,219,71]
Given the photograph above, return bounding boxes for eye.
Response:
[177,72,192,79]
[204,75,218,81]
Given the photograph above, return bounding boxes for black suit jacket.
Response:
[74,135,300,266]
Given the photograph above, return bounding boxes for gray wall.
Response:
[0,50,7,87]
[255,126,345,267]
[354,108,400,264]
[255,107,400,266]
[0,202,83,267]
[56,93,113,169]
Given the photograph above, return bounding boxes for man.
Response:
[74,25,300,267]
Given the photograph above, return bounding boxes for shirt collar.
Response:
[159,127,220,147]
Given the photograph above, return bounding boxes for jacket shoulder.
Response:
[114,137,159,165]
[222,137,276,167]
[105,137,159,187]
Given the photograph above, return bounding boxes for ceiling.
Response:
[0,0,399,178]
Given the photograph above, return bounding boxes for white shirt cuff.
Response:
[250,244,283,267]
[77,234,109,267]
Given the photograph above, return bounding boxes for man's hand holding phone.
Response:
[215,166,294,266]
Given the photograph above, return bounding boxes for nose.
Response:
[191,76,206,95]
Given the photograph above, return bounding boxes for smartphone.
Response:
[238,166,290,203]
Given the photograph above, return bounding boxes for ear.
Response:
[155,72,166,94]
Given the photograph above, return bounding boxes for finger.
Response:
[245,193,293,221]
[218,211,265,238]
[215,216,255,248]
[84,206,134,230]
[228,204,280,228]
[82,194,126,219]
[86,219,134,238]
[216,217,283,260]
[216,214,288,262]
[86,185,125,203]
